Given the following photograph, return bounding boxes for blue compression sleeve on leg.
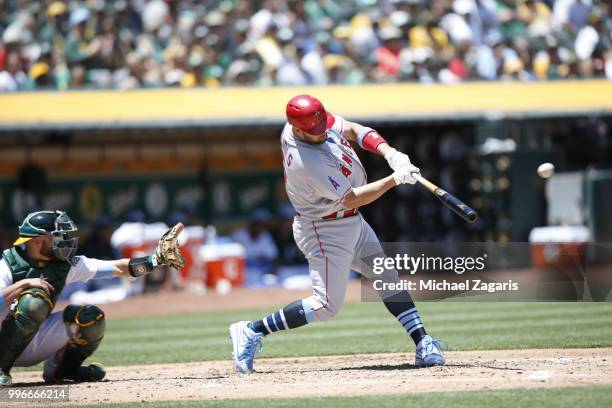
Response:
[251,300,312,335]
[302,300,313,324]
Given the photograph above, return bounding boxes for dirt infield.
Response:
[56,281,363,320]
[9,347,612,405]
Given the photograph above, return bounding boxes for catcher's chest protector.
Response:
[2,248,71,303]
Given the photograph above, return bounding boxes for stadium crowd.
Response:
[0,0,610,92]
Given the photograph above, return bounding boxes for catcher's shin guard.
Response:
[44,304,106,383]
[0,287,53,374]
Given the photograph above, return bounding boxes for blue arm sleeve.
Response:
[0,291,5,311]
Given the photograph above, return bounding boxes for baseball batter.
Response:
[230,94,444,373]
[0,210,184,386]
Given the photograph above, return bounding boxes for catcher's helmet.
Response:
[14,210,79,264]
[286,94,334,135]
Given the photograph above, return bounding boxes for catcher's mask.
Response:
[14,210,79,264]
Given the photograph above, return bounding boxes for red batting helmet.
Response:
[286,94,334,135]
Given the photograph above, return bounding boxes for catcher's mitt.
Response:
[155,222,185,269]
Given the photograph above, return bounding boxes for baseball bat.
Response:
[415,174,478,223]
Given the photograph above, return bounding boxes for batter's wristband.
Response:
[357,127,387,153]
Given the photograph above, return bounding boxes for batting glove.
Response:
[384,148,412,172]
[392,164,421,185]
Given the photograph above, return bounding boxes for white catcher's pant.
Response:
[7,311,71,367]
[293,214,398,322]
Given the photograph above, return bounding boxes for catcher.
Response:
[0,210,184,386]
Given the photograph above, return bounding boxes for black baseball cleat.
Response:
[71,363,106,382]
[44,363,106,384]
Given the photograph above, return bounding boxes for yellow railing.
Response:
[0,80,610,126]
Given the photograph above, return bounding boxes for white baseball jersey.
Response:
[280,114,403,324]
[281,114,367,220]
[0,255,115,367]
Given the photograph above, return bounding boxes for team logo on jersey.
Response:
[328,176,341,190]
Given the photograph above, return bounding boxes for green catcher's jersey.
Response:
[2,247,71,304]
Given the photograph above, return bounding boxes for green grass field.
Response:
[15,301,612,407]
[94,301,612,367]
[77,386,612,408]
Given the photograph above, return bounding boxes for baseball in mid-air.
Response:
[537,163,555,178]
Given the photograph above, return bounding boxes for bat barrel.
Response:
[438,189,478,223]
[414,174,478,224]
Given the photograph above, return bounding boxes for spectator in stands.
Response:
[0,0,610,92]
[272,203,306,267]
[375,25,404,80]
[64,8,98,67]
[232,208,278,280]
[79,215,120,261]
[0,50,27,91]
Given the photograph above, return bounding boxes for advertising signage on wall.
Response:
[0,171,283,226]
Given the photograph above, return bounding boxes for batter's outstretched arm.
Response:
[343,120,393,156]
[343,175,397,208]
[344,120,419,179]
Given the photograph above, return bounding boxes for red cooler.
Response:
[198,243,246,287]
[529,226,590,268]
